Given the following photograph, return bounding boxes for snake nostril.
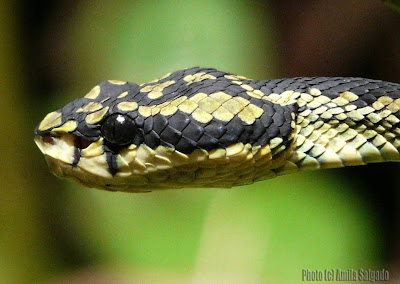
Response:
[75,136,92,149]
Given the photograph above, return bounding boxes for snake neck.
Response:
[272,88,400,176]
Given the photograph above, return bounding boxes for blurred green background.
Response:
[2,1,400,283]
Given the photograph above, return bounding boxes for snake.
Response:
[34,67,400,192]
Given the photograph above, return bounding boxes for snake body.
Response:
[34,67,400,192]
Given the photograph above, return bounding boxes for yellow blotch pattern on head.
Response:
[52,120,77,133]
[84,85,101,99]
[85,107,109,124]
[108,80,127,85]
[76,102,103,113]
[117,102,138,112]
[141,80,176,99]
[38,111,62,131]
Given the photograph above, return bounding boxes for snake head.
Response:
[34,80,145,191]
[35,68,298,192]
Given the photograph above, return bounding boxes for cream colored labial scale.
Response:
[75,139,294,191]
[40,138,283,191]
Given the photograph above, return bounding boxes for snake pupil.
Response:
[101,113,137,145]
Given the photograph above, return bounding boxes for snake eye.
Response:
[101,113,137,145]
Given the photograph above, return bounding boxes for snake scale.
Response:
[34,67,400,192]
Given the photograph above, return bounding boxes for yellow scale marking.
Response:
[38,111,62,131]
[117,101,138,111]
[184,72,216,85]
[287,84,400,174]
[117,91,129,98]
[108,80,127,85]
[52,120,77,133]
[178,100,198,114]
[86,107,109,124]
[141,80,175,99]
[84,85,101,99]
[192,108,213,124]
[212,106,234,122]
[76,102,103,113]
